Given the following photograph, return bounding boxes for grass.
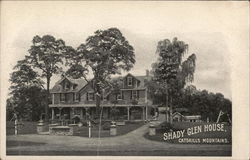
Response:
[73,121,144,137]
[7,140,46,147]
[6,121,145,137]
[6,121,37,135]
[144,122,232,144]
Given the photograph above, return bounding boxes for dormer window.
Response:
[103,95,108,101]
[65,82,70,90]
[87,92,95,101]
[127,77,132,86]
[73,84,77,90]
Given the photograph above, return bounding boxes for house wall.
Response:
[54,94,60,104]
[52,75,148,105]
[53,89,147,105]
[79,83,95,104]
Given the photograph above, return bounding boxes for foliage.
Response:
[151,37,196,97]
[7,60,46,121]
[177,86,232,122]
[148,37,196,122]
[65,28,135,116]
[26,35,67,120]
[102,122,111,130]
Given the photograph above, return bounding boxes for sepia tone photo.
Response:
[0,1,249,159]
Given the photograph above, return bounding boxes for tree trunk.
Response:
[165,92,169,122]
[95,93,101,119]
[45,76,50,122]
[169,96,173,125]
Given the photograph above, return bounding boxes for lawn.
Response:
[6,121,37,135]
[144,122,232,144]
[6,121,145,137]
[73,121,144,137]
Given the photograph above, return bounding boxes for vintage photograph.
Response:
[1,1,249,159]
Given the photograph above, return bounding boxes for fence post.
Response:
[88,121,91,138]
[14,119,18,135]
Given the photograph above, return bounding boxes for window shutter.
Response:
[121,91,124,100]
[78,93,81,101]
[86,92,89,101]
[130,90,132,99]
[137,90,139,99]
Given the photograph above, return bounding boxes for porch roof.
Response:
[49,104,150,108]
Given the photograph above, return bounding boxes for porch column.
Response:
[145,106,148,120]
[127,107,130,120]
[51,108,55,120]
[142,106,145,120]
[58,107,62,120]
[85,107,89,120]
[70,108,75,119]
[80,108,83,120]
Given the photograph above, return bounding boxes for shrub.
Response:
[102,122,110,130]
[80,121,88,127]
[158,121,174,132]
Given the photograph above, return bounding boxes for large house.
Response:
[49,72,153,122]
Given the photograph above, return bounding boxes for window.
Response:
[103,95,108,101]
[132,90,139,99]
[103,96,107,101]
[60,93,66,102]
[65,82,70,90]
[87,92,94,101]
[73,93,80,102]
[127,77,132,86]
[116,91,123,100]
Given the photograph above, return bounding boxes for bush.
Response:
[80,121,88,127]
[158,121,175,132]
[102,122,110,130]
[159,110,166,114]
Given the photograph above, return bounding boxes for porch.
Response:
[49,105,150,123]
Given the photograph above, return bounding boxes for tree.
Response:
[26,35,67,121]
[65,28,135,118]
[151,37,196,123]
[177,86,232,122]
[7,59,46,121]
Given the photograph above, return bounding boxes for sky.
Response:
[1,1,249,100]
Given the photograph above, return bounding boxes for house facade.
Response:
[49,73,153,122]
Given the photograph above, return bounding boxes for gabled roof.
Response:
[50,73,152,94]
[50,77,88,93]
[172,112,185,117]
[112,73,152,89]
